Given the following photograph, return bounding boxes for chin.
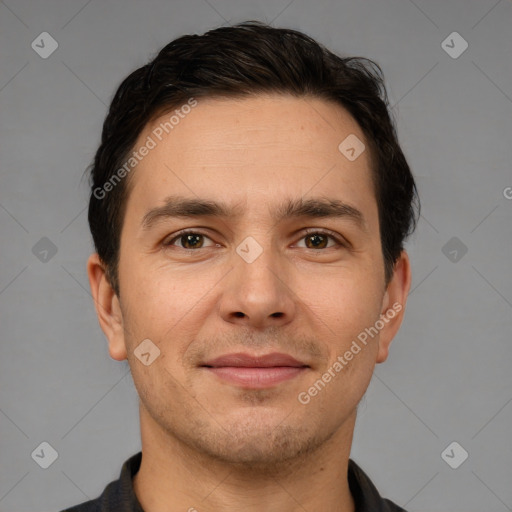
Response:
[183,414,327,473]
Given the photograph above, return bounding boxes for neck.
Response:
[133,404,357,512]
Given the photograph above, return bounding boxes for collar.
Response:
[73,451,406,512]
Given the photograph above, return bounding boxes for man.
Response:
[63,20,418,512]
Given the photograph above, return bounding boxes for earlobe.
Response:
[376,251,412,364]
[87,253,127,361]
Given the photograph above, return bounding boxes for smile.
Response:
[201,352,309,388]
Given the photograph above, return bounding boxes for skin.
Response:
[88,94,411,512]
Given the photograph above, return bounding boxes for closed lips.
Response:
[202,352,309,368]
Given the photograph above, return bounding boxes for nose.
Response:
[218,241,296,330]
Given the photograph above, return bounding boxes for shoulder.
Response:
[60,494,102,512]
[59,452,143,512]
[348,458,408,512]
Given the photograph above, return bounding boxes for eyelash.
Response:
[163,228,346,250]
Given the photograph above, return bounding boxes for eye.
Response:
[163,229,346,251]
[164,230,217,249]
[295,230,345,249]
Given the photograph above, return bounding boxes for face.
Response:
[88,94,410,470]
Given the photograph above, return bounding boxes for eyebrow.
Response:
[141,195,368,232]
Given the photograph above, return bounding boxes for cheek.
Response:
[119,260,217,360]
[122,255,189,316]
[299,267,384,334]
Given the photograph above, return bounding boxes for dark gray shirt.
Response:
[61,452,407,512]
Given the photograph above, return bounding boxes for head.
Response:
[87,21,419,470]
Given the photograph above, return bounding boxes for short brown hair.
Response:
[87,20,419,296]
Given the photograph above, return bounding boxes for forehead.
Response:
[123,94,377,228]
[143,94,369,164]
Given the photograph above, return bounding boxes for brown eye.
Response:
[297,230,342,250]
[166,231,215,249]
[304,233,329,249]
[180,233,204,249]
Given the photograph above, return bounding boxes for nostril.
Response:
[271,312,284,318]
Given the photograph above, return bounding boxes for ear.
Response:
[87,253,127,361]
[376,250,412,364]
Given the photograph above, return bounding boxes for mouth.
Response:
[201,352,310,389]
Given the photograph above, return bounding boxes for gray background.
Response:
[1,0,511,510]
